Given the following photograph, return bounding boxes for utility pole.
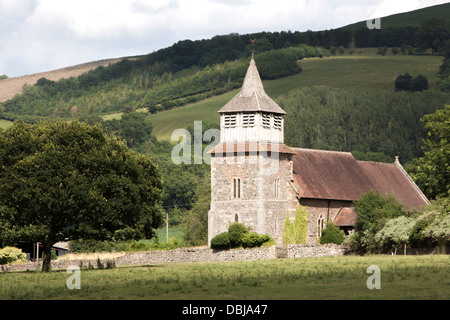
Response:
[166,212,169,243]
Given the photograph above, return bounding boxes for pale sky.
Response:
[0,0,449,77]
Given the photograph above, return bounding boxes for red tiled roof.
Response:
[357,161,429,211]
[291,148,429,211]
[334,207,357,226]
[291,148,373,201]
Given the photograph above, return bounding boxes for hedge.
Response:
[210,223,272,250]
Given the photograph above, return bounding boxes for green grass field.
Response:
[0,119,13,130]
[0,255,448,300]
[147,91,235,141]
[148,51,444,141]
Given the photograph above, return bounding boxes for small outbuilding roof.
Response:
[334,207,358,227]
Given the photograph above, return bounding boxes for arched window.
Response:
[235,214,239,222]
[317,215,324,238]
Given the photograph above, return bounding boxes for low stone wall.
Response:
[286,244,346,258]
[0,258,101,272]
[1,244,345,272]
[115,245,277,266]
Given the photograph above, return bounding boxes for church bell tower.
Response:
[208,56,297,246]
[218,56,286,144]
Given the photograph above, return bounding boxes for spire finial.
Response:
[250,38,255,58]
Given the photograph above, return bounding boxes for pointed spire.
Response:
[218,57,286,114]
[241,56,265,97]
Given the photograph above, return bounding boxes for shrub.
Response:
[242,232,271,248]
[411,74,429,91]
[436,78,450,92]
[395,73,413,91]
[113,227,143,242]
[228,222,249,248]
[374,216,416,254]
[68,239,130,253]
[0,247,26,265]
[211,223,272,250]
[129,241,148,252]
[395,74,428,92]
[320,222,345,245]
[255,50,302,80]
[421,213,450,248]
[150,237,181,250]
[210,232,231,250]
[409,212,437,247]
[377,46,388,56]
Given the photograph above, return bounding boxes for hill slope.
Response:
[341,2,450,30]
[149,50,444,141]
[0,57,129,103]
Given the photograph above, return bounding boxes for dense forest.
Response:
[280,86,449,162]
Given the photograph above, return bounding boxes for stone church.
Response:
[207,57,430,246]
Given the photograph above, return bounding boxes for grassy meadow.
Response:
[0,120,13,130]
[0,255,448,300]
[148,50,444,141]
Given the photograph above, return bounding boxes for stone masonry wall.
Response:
[209,152,296,246]
[0,244,344,272]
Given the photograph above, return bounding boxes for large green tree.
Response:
[0,121,163,271]
[181,171,211,246]
[407,105,450,200]
[351,190,406,253]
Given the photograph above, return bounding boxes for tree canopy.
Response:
[406,105,450,200]
[278,86,448,162]
[0,121,163,271]
[352,190,406,253]
[417,18,450,53]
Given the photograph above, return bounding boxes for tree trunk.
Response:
[41,242,53,272]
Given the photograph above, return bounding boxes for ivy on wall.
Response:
[282,206,309,246]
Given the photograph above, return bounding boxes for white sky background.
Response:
[0,0,449,77]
